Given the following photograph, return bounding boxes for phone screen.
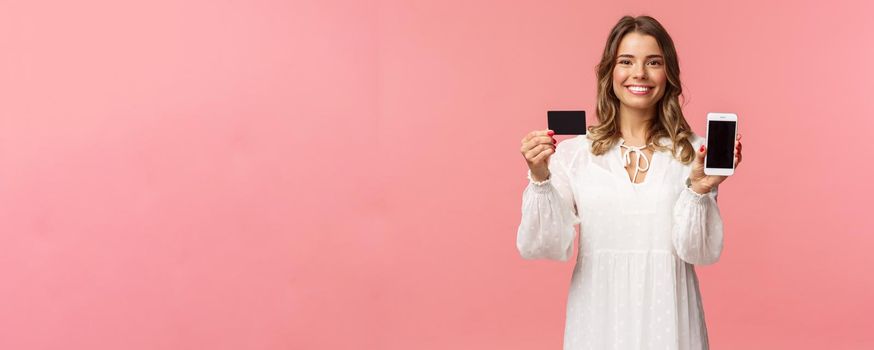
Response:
[706,120,736,169]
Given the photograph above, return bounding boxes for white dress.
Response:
[517,134,724,350]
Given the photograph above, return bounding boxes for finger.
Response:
[522,136,555,154]
[523,144,543,160]
[531,146,554,163]
[534,135,555,145]
[522,130,536,144]
[529,145,554,163]
[521,142,552,155]
[533,129,553,138]
[737,132,743,141]
[735,153,742,168]
[520,139,541,154]
[525,144,554,161]
[695,144,706,164]
[522,129,552,143]
[735,141,742,152]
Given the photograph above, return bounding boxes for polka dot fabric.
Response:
[517,134,723,350]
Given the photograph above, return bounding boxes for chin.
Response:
[620,100,657,110]
[621,94,664,110]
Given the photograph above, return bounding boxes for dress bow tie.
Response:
[619,140,654,184]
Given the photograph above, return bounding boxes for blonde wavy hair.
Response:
[587,15,695,164]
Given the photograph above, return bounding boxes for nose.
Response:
[633,64,647,79]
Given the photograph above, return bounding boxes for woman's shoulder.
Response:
[688,133,705,148]
[655,133,703,169]
[656,133,704,151]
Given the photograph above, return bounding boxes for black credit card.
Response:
[547,110,586,135]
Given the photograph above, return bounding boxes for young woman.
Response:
[516,16,743,350]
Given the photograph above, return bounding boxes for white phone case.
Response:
[704,112,738,176]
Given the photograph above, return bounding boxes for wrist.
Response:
[530,171,550,183]
[686,177,710,194]
[690,184,711,195]
[528,169,551,184]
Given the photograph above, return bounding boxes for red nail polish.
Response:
[699,145,705,152]
[553,139,557,144]
[547,130,555,136]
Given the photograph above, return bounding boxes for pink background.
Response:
[1,0,872,349]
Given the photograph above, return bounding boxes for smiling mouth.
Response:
[626,85,653,95]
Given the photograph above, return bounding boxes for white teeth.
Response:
[628,86,651,92]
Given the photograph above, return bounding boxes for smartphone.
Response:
[704,112,738,176]
[547,110,586,135]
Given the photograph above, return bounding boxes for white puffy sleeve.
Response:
[672,136,724,265]
[516,138,581,262]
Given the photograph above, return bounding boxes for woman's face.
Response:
[611,32,667,113]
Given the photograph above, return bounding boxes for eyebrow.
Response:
[617,54,664,59]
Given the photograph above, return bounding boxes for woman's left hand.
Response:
[689,133,743,194]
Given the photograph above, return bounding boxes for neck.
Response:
[618,104,656,145]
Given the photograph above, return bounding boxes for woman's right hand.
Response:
[520,129,557,182]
